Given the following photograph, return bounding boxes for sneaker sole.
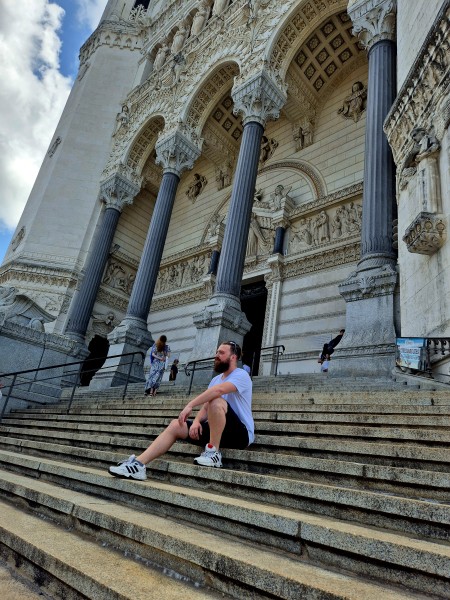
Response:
[108,469,147,481]
[193,460,222,468]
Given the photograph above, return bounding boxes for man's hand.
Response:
[178,404,193,426]
[188,420,202,440]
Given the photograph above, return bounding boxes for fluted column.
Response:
[90,130,201,389]
[192,71,286,361]
[334,0,398,376]
[65,173,138,343]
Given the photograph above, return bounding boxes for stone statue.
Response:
[338,81,367,123]
[312,211,330,245]
[270,185,292,210]
[215,162,232,190]
[153,42,169,71]
[171,19,188,55]
[331,211,343,238]
[11,226,25,251]
[0,286,54,328]
[29,317,45,331]
[114,104,129,136]
[259,136,278,165]
[186,173,207,202]
[207,213,222,238]
[213,0,229,17]
[411,127,440,160]
[191,1,209,36]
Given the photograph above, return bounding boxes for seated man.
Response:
[108,341,253,480]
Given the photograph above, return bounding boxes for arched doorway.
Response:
[240,280,267,376]
[80,335,110,386]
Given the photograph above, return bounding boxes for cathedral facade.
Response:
[0,0,449,383]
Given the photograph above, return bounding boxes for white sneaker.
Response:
[194,444,222,468]
[108,455,147,480]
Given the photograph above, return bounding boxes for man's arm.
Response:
[178,381,237,426]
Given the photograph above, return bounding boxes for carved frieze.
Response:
[402,212,446,255]
[102,259,136,295]
[154,252,210,294]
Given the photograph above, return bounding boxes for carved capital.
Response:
[349,0,396,51]
[403,212,446,255]
[232,71,286,127]
[99,173,140,212]
[155,129,201,176]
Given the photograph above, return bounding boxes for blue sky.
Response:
[0,0,107,263]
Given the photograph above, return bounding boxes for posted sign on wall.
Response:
[396,338,427,370]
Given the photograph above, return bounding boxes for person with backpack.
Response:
[144,335,170,397]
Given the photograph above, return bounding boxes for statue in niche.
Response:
[338,81,367,123]
[153,42,169,71]
[215,162,232,190]
[293,121,314,151]
[259,136,278,165]
[403,127,441,212]
[212,0,229,17]
[191,1,209,36]
[114,104,129,136]
[207,213,223,239]
[312,211,330,245]
[171,19,189,55]
[411,127,440,160]
[11,226,25,251]
[270,185,292,210]
[186,173,207,202]
[246,214,270,256]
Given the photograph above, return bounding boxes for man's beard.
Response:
[214,358,230,373]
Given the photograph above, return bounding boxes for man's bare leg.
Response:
[205,397,227,449]
[136,419,188,464]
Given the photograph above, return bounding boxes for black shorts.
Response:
[186,402,249,449]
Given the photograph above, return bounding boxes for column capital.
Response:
[155,129,202,177]
[232,70,287,127]
[99,171,140,212]
[348,0,396,51]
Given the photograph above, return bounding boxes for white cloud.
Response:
[0,1,72,232]
[76,0,107,30]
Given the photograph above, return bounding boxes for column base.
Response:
[191,293,251,364]
[89,320,153,390]
[332,261,398,378]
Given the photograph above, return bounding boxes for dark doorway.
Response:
[240,280,267,376]
[80,335,110,386]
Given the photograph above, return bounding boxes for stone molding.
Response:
[0,320,86,357]
[79,19,144,67]
[99,173,140,211]
[402,212,447,255]
[232,70,287,126]
[384,4,450,167]
[348,0,396,51]
[155,130,202,175]
[338,262,397,302]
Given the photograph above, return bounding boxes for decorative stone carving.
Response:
[154,252,210,294]
[99,173,139,212]
[212,0,229,18]
[92,311,116,336]
[191,1,209,36]
[270,185,292,211]
[171,18,189,55]
[402,212,446,255]
[338,82,367,123]
[215,162,233,190]
[339,263,397,302]
[0,286,55,328]
[155,130,201,176]
[102,260,136,295]
[349,0,396,51]
[77,60,90,81]
[206,214,224,241]
[11,226,25,251]
[48,136,61,157]
[186,173,207,202]
[312,211,330,245]
[259,136,279,165]
[114,104,130,137]
[153,41,169,71]
[292,120,314,151]
[232,71,287,127]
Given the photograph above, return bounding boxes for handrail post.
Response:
[122,352,139,401]
[0,374,17,425]
[67,362,83,414]
[187,362,196,396]
[275,347,280,377]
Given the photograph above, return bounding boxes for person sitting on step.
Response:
[108,341,254,479]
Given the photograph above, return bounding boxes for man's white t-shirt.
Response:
[208,368,254,444]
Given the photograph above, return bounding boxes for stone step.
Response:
[0,499,227,600]
[1,445,449,540]
[0,466,444,599]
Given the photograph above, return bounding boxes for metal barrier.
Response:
[0,351,145,424]
[249,344,285,377]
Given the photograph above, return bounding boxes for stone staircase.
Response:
[0,374,449,599]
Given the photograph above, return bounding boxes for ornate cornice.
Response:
[384,4,450,166]
[79,19,144,67]
[290,182,363,219]
[348,0,396,51]
[155,129,202,176]
[232,70,287,127]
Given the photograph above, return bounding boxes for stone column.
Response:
[65,173,138,344]
[273,227,285,254]
[90,131,201,388]
[192,71,286,360]
[333,0,398,376]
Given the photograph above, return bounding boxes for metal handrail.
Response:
[250,344,285,377]
[0,351,145,424]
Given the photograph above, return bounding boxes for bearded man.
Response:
[108,341,253,479]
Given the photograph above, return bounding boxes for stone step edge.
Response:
[1,448,449,527]
[0,499,224,600]
[0,472,436,599]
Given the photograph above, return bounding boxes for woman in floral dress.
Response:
[145,335,170,397]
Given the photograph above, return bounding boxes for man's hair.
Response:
[222,340,242,360]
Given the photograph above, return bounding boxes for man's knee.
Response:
[167,418,188,438]
[207,397,227,415]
